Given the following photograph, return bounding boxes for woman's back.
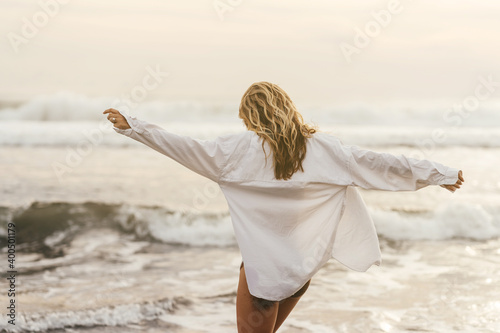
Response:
[219,130,350,185]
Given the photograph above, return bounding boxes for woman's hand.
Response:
[440,170,464,193]
[103,108,131,130]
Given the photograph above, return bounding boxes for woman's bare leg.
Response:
[236,264,310,332]
[273,282,309,332]
[237,265,278,332]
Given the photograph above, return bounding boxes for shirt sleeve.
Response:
[112,112,230,183]
[343,144,459,191]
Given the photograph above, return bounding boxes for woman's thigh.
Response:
[236,264,279,333]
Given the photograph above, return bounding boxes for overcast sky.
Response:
[1,0,500,107]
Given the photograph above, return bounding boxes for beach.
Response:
[1,96,500,332]
[2,0,500,331]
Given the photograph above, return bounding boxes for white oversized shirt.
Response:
[113,114,459,301]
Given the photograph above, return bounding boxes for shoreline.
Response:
[2,236,499,332]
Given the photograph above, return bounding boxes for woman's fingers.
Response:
[103,108,120,115]
[440,184,459,193]
[104,109,123,123]
[458,170,465,182]
[440,185,451,191]
[441,181,463,192]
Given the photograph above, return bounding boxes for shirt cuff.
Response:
[440,167,459,185]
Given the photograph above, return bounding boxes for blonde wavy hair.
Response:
[239,81,317,180]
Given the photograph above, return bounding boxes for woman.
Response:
[103,81,464,332]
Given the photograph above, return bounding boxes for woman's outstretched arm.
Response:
[103,108,231,183]
[342,144,464,192]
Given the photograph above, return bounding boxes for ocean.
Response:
[1,92,499,332]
